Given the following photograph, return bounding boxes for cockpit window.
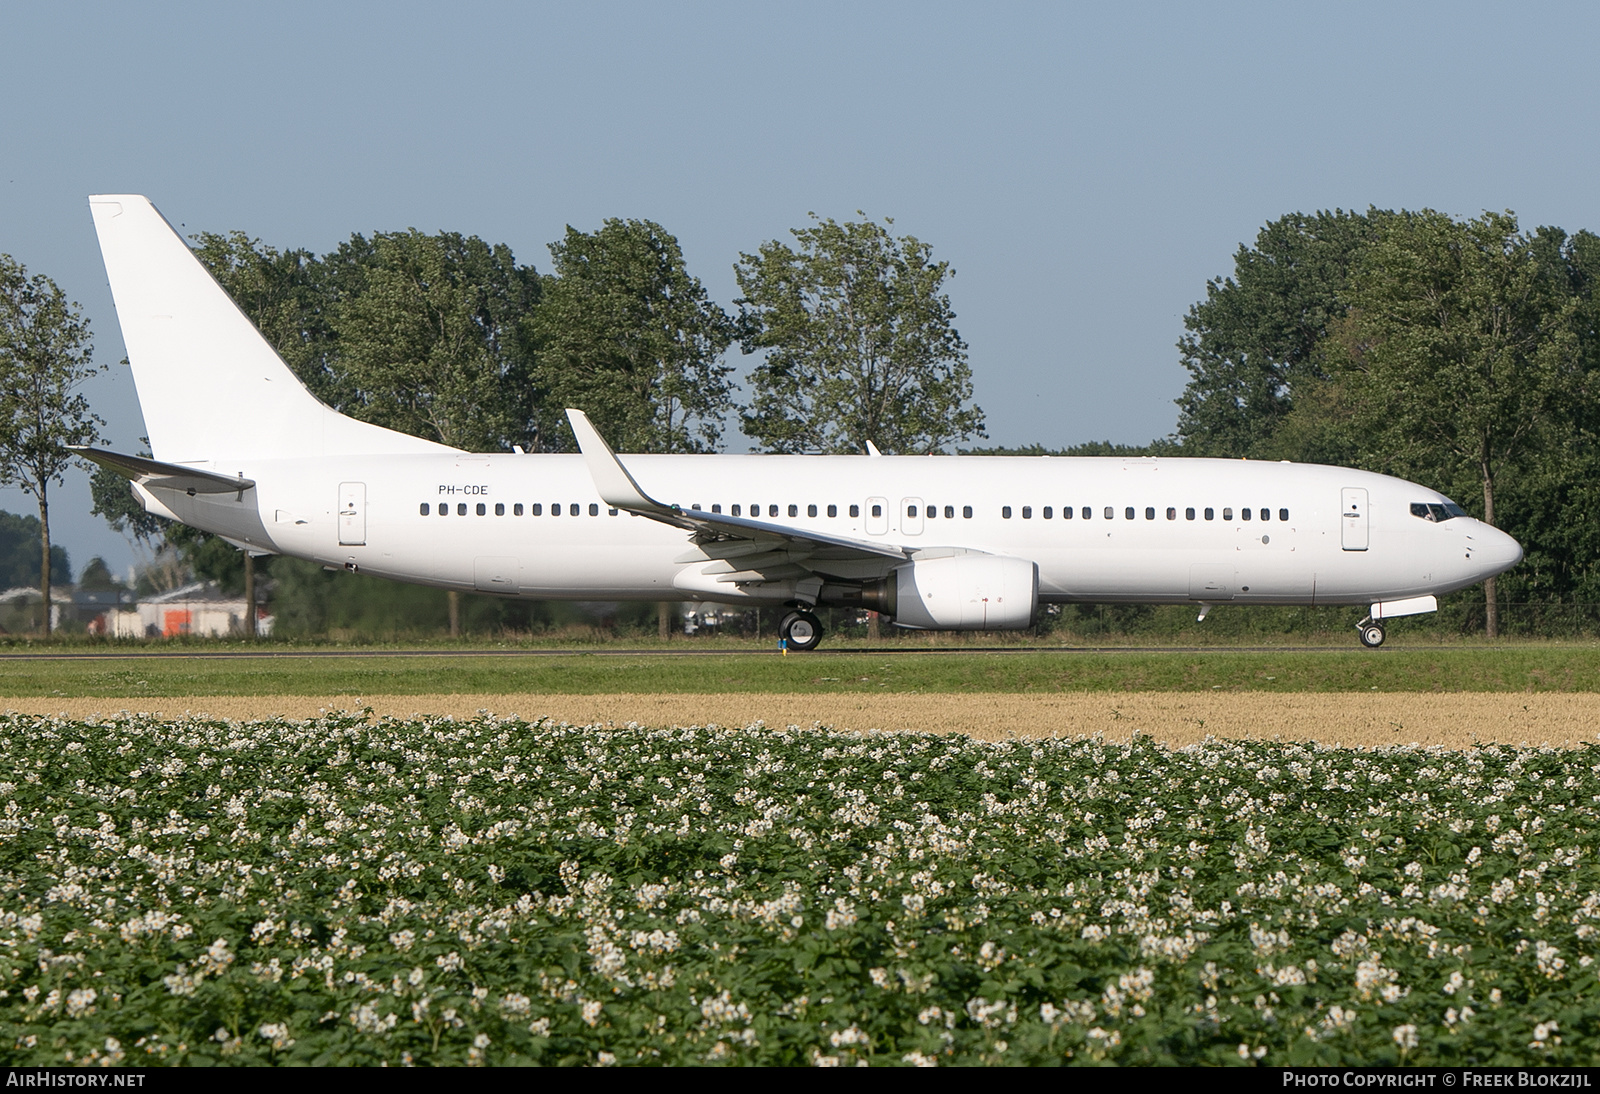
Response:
[1411,501,1468,522]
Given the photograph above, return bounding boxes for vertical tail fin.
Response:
[88,195,455,463]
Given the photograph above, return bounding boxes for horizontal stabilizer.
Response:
[72,447,254,495]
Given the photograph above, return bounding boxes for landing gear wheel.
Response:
[780,610,824,652]
[1359,623,1386,649]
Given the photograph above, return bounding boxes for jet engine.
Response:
[862,554,1038,630]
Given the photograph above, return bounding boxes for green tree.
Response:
[1335,210,1584,638]
[1175,209,1390,460]
[333,230,542,452]
[0,510,70,590]
[735,214,984,454]
[331,230,541,637]
[533,219,735,453]
[76,556,120,592]
[0,256,103,636]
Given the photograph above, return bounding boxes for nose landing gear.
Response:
[1357,618,1386,648]
[778,609,824,652]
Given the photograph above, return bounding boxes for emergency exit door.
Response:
[339,482,367,546]
[1341,487,1368,551]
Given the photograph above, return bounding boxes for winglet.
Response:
[565,409,672,513]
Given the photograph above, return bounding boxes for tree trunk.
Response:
[242,552,257,638]
[658,601,671,641]
[867,610,880,640]
[37,487,51,638]
[1483,460,1499,640]
[448,590,461,638]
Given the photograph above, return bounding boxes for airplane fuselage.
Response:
[150,451,1515,611]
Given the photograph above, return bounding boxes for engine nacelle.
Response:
[886,554,1038,630]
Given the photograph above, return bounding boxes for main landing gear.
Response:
[1357,618,1386,648]
[778,609,824,652]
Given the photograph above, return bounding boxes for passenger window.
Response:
[1021,506,1032,519]
[419,503,430,515]
[1145,507,1155,520]
[1185,508,1195,520]
[1125,507,1135,520]
[531,503,542,516]
[1104,507,1113,519]
[1082,507,1091,519]
[1063,506,1073,520]
[457,503,468,516]
[925,505,935,519]
[551,502,561,516]
[827,504,838,517]
[871,504,881,517]
[1043,506,1053,519]
[589,504,599,516]
[476,503,486,516]
[788,504,798,517]
[711,504,721,514]
[850,504,860,517]
[963,506,973,518]
[944,505,954,519]
[1204,508,1214,520]
[609,509,618,516]
[731,504,741,516]
[1242,508,1251,521]
[769,504,779,517]
[808,504,817,517]
[750,502,759,514]
[1166,507,1176,520]
[1003,506,1013,519]
[1260,506,1270,521]
[514,503,524,516]
[907,505,918,517]
[570,504,580,516]
[1279,508,1289,521]
[1222,508,1233,521]
[438,506,447,517]
[495,502,505,516]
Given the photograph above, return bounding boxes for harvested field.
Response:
[4,690,1598,748]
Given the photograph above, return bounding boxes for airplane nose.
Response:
[1476,525,1523,575]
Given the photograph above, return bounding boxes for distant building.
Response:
[0,587,70,633]
[109,581,273,638]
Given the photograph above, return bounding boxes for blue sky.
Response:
[2,1,1597,577]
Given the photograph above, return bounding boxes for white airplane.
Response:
[79,195,1523,651]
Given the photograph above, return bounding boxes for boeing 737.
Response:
[79,195,1524,651]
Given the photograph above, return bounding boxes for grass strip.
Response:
[2,647,1599,698]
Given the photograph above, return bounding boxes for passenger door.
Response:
[338,482,366,546]
[1341,488,1369,551]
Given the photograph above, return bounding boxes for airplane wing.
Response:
[73,447,255,495]
[566,409,908,596]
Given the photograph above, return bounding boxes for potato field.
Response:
[3,711,1599,1066]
